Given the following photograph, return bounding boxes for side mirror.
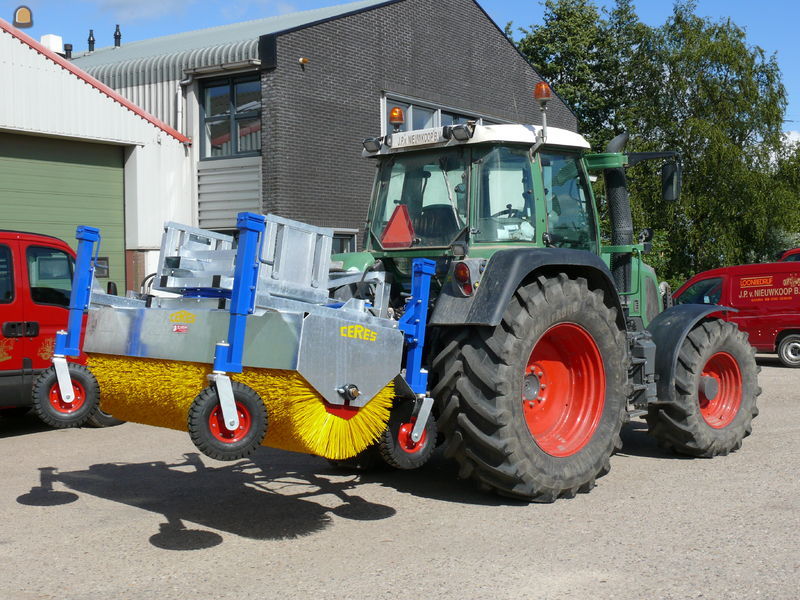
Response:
[106,281,118,296]
[661,161,682,202]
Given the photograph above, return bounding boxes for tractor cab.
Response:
[362,112,598,257]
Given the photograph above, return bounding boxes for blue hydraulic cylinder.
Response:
[212,212,267,374]
[398,258,436,396]
[55,226,101,357]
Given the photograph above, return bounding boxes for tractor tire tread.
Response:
[646,320,759,457]
[434,274,628,502]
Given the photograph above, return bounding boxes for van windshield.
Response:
[676,277,723,305]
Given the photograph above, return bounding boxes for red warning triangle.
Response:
[380,204,415,249]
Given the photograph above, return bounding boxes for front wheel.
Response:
[777,334,800,368]
[646,320,760,456]
[433,274,628,502]
[188,383,267,461]
[32,364,100,428]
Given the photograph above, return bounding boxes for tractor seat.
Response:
[414,205,460,244]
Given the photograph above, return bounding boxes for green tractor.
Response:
[332,92,760,501]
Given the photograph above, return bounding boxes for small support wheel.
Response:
[379,400,437,470]
[32,363,100,428]
[188,382,267,461]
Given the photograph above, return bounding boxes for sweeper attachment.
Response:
[36,212,436,462]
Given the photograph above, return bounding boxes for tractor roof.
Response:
[363,123,591,157]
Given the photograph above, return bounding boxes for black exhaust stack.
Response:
[114,24,121,47]
[604,132,633,295]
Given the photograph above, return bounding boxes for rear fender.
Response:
[647,304,736,403]
[430,248,625,331]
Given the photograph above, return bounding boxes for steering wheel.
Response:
[492,207,521,218]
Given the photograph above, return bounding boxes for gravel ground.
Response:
[1,355,798,600]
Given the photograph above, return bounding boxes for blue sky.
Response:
[4,0,799,135]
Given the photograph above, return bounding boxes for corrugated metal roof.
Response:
[0,18,189,143]
[71,0,397,81]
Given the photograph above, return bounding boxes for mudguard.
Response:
[430,248,626,330]
[647,304,736,404]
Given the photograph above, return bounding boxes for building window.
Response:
[0,245,14,303]
[332,230,358,254]
[201,75,261,159]
[382,94,503,134]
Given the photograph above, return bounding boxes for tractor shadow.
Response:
[321,452,527,508]
[16,450,397,551]
[617,419,692,460]
[0,410,52,438]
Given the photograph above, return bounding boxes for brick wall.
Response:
[261,0,577,237]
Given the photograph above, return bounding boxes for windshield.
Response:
[371,148,468,248]
[676,277,723,305]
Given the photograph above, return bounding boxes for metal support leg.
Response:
[410,395,433,443]
[211,372,239,431]
[52,354,75,404]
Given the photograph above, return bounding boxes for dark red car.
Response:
[779,248,800,262]
[673,261,800,367]
[0,231,120,426]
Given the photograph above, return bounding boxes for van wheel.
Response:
[777,334,800,368]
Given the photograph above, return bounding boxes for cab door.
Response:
[18,241,75,374]
[0,240,26,406]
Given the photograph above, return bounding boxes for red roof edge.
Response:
[0,18,191,145]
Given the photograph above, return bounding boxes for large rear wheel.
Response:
[433,274,627,502]
[646,320,759,456]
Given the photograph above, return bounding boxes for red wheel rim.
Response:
[396,418,427,454]
[522,323,606,457]
[699,352,742,428]
[48,380,86,414]
[208,402,252,443]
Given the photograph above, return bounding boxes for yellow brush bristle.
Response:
[87,354,393,460]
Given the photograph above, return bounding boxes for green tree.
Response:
[512,0,799,284]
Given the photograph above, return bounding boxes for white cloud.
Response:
[88,0,195,22]
[785,130,800,145]
[220,0,297,21]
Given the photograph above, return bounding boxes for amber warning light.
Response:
[534,82,552,103]
[389,106,405,131]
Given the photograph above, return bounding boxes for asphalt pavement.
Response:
[1,355,798,600]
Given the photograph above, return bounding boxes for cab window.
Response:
[0,245,13,304]
[473,145,536,243]
[372,148,468,248]
[676,277,723,305]
[27,246,74,307]
[540,151,597,250]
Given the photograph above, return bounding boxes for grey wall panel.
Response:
[197,157,261,230]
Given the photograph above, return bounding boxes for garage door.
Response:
[0,133,125,290]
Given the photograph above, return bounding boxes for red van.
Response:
[673,262,800,367]
[779,248,800,262]
[0,231,120,426]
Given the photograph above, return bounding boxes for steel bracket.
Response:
[410,395,433,443]
[211,372,239,431]
[52,354,75,403]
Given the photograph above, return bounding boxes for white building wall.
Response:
[0,23,192,250]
